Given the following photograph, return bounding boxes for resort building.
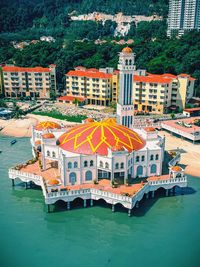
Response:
[65,67,113,106]
[167,0,200,37]
[132,72,195,114]
[2,64,57,99]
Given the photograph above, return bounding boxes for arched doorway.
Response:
[151,164,157,174]
[69,172,76,185]
[136,165,143,176]
[85,170,92,181]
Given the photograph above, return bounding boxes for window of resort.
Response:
[150,155,154,161]
[47,151,50,157]
[84,161,88,167]
[151,164,157,174]
[74,161,78,168]
[115,163,119,169]
[100,161,103,168]
[141,155,145,161]
[136,156,140,162]
[69,172,76,185]
[121,163,124,169]
[52,151,56,158]
[85,170,92,181]
[105,162,109,169]
[155,154,159,160]
[68,162,72,169]
[90,160,94,167]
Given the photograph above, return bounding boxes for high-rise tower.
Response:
[117,47,135,128]
[167,0,200,38]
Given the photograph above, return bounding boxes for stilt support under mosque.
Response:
[112,204,115,212]
[128,209,132,217]
[12,179,15,187]
[47,204,50,213]
[166,189,169,197]
[90,199,93,206]
[84,199,87,208]
[152,191,155,198]
[67,201,70,210]
[136,202,139,208]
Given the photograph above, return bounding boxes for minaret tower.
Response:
[117,47,136,128]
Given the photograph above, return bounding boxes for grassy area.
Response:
[32,111,87,123]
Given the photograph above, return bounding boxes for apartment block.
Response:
[65,67,113,106]
[2,64,56,99]
[132,72,195,114]
[167,0,200,37]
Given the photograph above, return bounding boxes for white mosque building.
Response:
[30,47,166,187]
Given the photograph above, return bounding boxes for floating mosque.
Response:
[8,48,187,215]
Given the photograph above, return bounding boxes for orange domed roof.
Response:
[35,121,61,131]
[122,47,133,53]
[48,179,60,186]
[57,120,145,156]
[35,140,41,146]
[84,118,94,123]
[42,133,55,139]
[144,127,156,132]
[171,166,182,172]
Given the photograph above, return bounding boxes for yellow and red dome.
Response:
[122,47,133,53]
[84,118,94,123]
[35,121,61,131]
[48,179,60,186]
[57,120,145,156]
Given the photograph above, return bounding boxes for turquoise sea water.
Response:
[0,135,200,267]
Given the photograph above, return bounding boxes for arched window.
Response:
[136,156,140,162]
[141,155,145,161]
[105,162,109,169]
[99,161,103,168]
[47,150,50,157]
[84,161,88,167]
[151,164,157,174]
[52,151,56,158]
[121,162,124,169]
[85,170,92,181]
[155,154,159,160]
[68,162,72,169]
[129,59,132,65]
[115,163,119,169]
[74,161,78,168]
[125,59,128,65]
[150,155,154,161]
[90,160,94,167]
[136,165,143,176]
[69,172,76,185]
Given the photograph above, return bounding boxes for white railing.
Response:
[91,188,132,203]
[8,168,43,186]
[148,177,187,186]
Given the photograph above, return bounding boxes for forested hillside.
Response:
[0,0,200,96]
[0,0,168,33]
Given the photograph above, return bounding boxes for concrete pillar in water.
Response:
[84,199,87,208]
[136,202,139,208]
[145,192,149,199]
[166,189,169,197]
[152,191,155,198]
[12,179,15,187]
[90,199,93,206]
[47,204,50,213]
[112,204,115,212]
[67,201,70,210]
[128,209,131,217]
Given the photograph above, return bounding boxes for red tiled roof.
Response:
[57,95,85,102]
[2,66,52,73]
[184,107,200,113]
[66,70,112,79]
[133,74,172,84]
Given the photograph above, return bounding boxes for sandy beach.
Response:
[0,114,78,138]
[0,117,199,177]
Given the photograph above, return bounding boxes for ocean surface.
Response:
[0,135,200,267]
